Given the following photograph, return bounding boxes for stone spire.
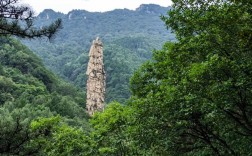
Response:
[86,37,106,116]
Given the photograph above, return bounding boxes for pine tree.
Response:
[0,0,62,39]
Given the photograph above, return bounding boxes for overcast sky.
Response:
[20,0,173,14]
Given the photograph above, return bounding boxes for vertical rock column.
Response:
[86,37,106,116]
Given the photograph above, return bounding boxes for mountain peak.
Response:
[37,9,64,19]
[136,4,170,14]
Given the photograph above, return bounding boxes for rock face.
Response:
[86,37,106,116]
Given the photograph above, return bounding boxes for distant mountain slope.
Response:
[0,37,87,120]
[22,4,175,103]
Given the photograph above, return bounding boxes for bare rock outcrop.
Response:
[86,37,106,116]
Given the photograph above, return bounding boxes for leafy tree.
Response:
[31,116,94,156]
[0,0,62,39]
[0,102,53,155]
[90,102,138,155]
[128,0,252,155]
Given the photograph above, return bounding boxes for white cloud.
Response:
[20,0,172,14]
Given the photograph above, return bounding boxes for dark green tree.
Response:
[0,102,53,155]
[31,116,94,156]
[0,0,62,39]
[90,102,136,155]
[128,0,252,155]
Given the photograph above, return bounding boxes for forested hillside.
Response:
[22,4,175,103]
[0,37,91,155]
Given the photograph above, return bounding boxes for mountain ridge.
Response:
[37,4,171,16]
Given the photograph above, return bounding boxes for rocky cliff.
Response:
[86,37,106,116]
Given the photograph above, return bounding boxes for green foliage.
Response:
[0,102,53,155]
[0,37,90,155]
[90,102,138,155]
[125,0,252,155]
[31,116,94,156]
[0,37,57,92]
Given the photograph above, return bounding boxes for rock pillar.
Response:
[86,37,106,116]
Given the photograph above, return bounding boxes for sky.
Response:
[20,0,173,14]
